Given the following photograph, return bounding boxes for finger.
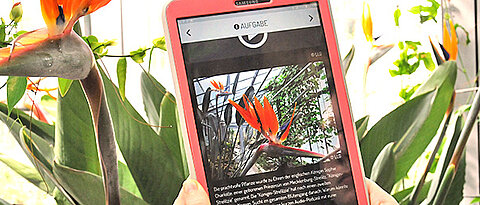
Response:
[174,178,210,205]
[365,178,399,205]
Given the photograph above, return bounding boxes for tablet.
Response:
[163,0,368,204]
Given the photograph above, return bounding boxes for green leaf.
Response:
[454,23,471,45]
[399,84,420,101]
[73,21,82,36]
[153,37,167,51]
[355,115,369,140]
[0,21,6,45]
[12,30,27,39]
[443,155,465,205]
[55,80,100,175]
[394,7,401,26]
[130,48,148,64]
[424,114,463,204]
[58,78,74,97]
[391,42,423,77]
[7,76,27,114]
[117,58,127,101]
[370,142,396,191]
[418,52,435,71]
[82,36,116,59]
[409,0,440,23]
[393,61,456,180]
[393,180,431,204]
[0,108,61,196]
[0,198,10,205]
[0,103,54,144]
[342,45,355,74]
[360,90,435,178]
[431,164,455,205]
[100,67,186,204]
[159,92,188,178]
[140,71,166,132]
[53,162,148,205]
[471,197,480,204]
[118,162,142,199]
[0,153,48,192]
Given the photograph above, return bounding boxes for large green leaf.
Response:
[159,92,187,177]
[355,115,369,140]
[55,80,100,175]
[58,78,73,97]
[370,142,396,191]
[0,103,54,144]
[361,61,456,181]
[118,161,142,199]
[140,71,167,133]
[394,61,456,180]
[101,68,185,204]
[0,108,61,196]
[360,90,435,177]
[0,153,48,192]
[53,162,148,205]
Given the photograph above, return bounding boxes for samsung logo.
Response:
[234,20,268,30]
[234,0,270,6]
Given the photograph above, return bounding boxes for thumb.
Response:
[174,178,210,205]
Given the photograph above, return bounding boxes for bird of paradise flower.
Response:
[210,80,230,94]
[229,95,325,176]
[0,1,120,204]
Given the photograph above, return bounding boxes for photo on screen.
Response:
[192,61,341,180]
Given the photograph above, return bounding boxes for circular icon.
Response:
[238,33,268,49]
[234,24,240,30]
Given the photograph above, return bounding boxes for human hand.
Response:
[365,178,399,205]
[174,177,210,205]
[174,177,398,205]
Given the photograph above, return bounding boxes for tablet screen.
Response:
[177,2,358,204]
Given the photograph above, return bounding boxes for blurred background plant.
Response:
[339,0,480,204]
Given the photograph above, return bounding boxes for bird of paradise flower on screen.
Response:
[229,95,325,176]
[210,80,231,94]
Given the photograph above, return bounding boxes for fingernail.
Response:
[184,179,198,194]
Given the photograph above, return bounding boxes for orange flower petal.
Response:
[87,0,112,15]
[442,19,451,58]
[279,103,297,143]
[362,2,373,43]
[229,96,261,131]
[263,96,278,136]
[449,19,458,60]
[40,0,61,35]
[210,80,220,90]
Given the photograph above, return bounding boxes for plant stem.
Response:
[433,87,480,205]
[450,89,480,168]
[409,109,452,205]
[80,65,120,205]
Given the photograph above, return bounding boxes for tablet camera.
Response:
[238,33,268,49]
